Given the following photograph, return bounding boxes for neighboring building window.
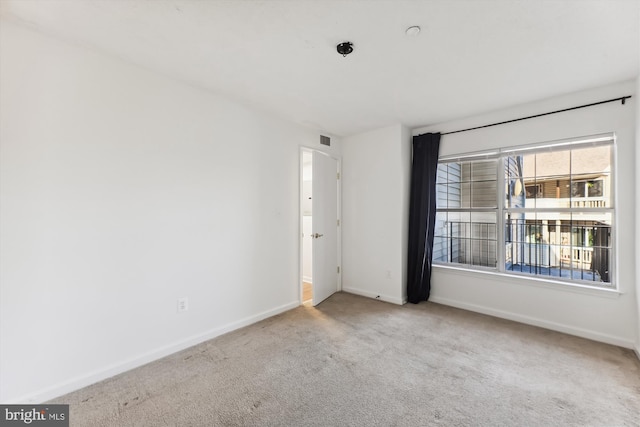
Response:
[571,179,603,198]
[434,133,614,288]
[525,184,543,199]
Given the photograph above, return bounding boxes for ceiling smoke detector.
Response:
[336,42,353,57]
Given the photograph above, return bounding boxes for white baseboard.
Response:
[302,276,312,284]
[342,286,404,305]
[429,295,635,349]
[634,343,640,361]
[7,301,300,404]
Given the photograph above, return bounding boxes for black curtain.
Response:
[407,132,441,303]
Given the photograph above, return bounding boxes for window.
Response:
[525,184,543,199]
[434,160,498,268]
[571,179,603,198]
[435,133,614,288]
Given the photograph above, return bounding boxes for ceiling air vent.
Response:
[320,135,331,146]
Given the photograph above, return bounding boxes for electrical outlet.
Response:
[177,297,189,313]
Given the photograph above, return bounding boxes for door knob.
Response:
[314,233,324,239]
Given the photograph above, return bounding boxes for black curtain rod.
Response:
[424,95,632,137]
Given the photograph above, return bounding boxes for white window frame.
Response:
[435,133,616,289]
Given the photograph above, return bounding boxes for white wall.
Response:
[399,125,411,303]
[0,20,339,403]
[414,80,637,348]
[342,124,411,305]
[636,74,640,358]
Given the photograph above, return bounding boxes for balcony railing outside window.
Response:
[504,218,611,282]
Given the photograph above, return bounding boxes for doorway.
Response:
[301,151,313,304]
[300,148,340,306]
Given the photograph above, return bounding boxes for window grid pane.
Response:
[436,159,498,268]
[504,214,611,283]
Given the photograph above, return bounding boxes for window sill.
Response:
[432,263,622,298]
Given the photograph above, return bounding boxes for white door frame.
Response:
[299,146,342,304]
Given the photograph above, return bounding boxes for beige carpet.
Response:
[50,292,640,426]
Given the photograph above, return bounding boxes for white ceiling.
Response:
[1,0,639,137]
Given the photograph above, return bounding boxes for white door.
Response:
[312,152,338,306]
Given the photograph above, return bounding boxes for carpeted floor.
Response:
[50,292,640,426]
